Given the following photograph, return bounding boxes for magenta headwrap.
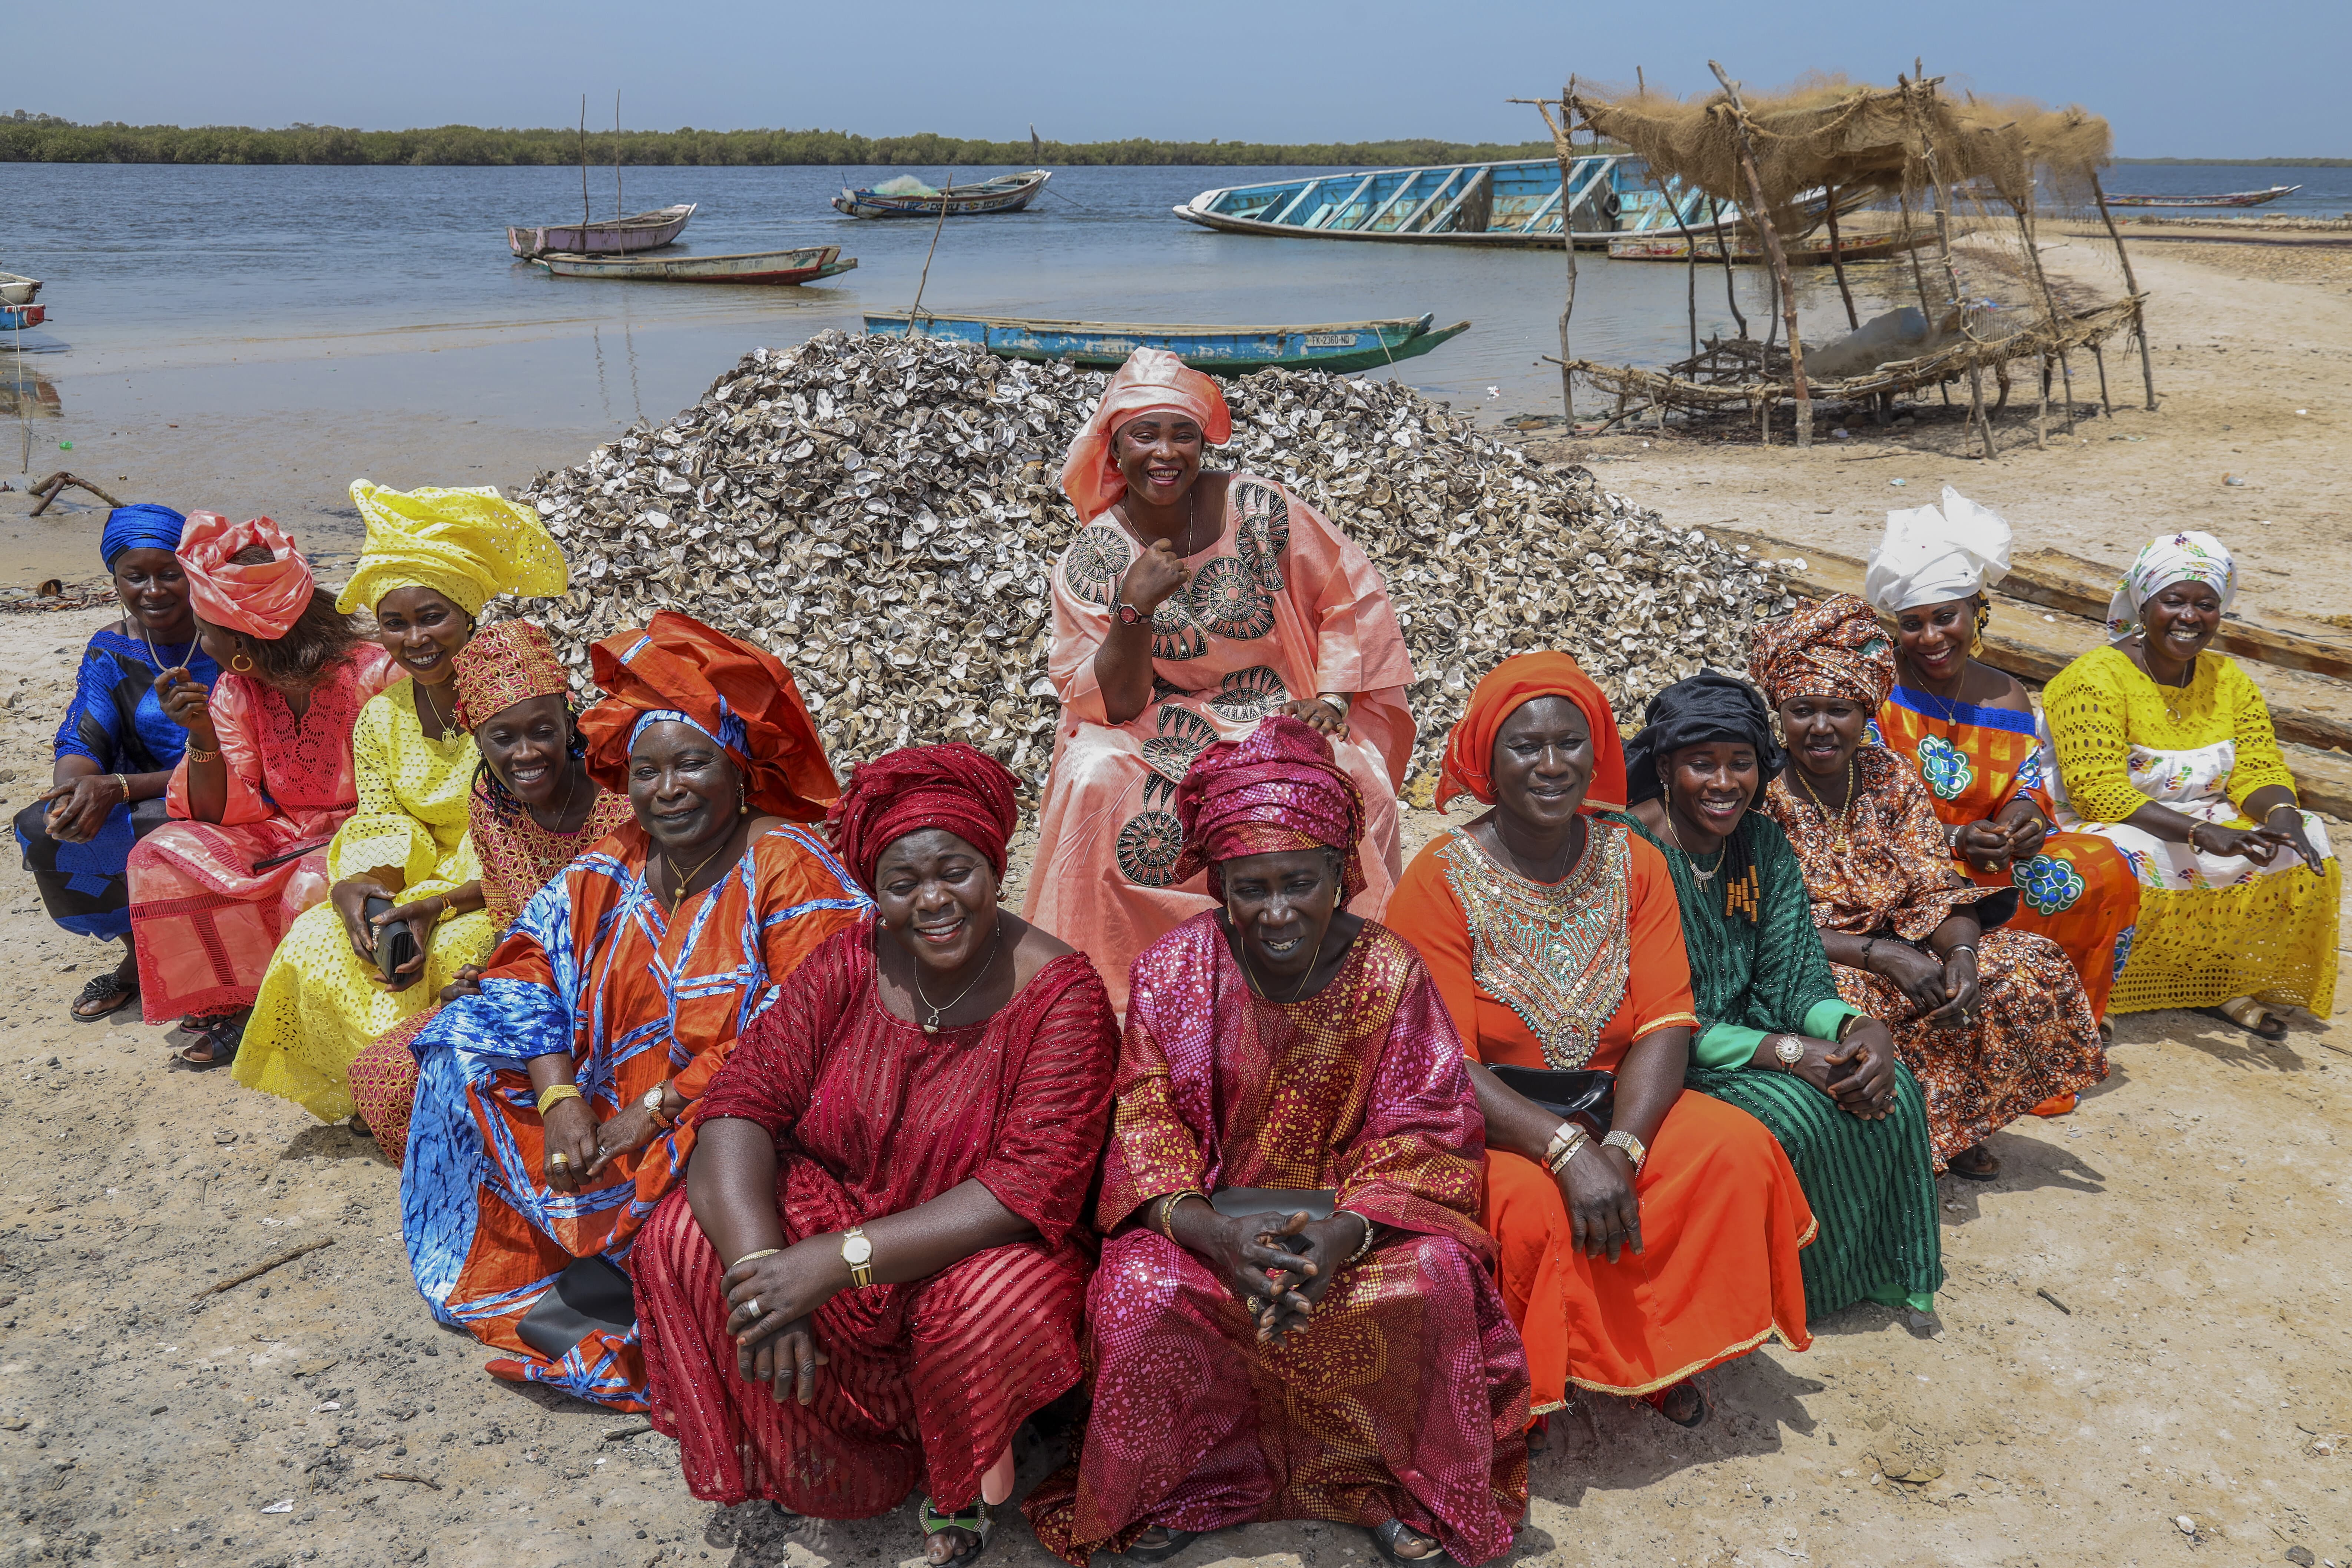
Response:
[1171,715,1367,902]
[825,743,1020,892]
[176,512,317,640]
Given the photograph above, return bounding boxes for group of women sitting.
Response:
[15,347,2338,1568]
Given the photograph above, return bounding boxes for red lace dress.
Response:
[634,924,1119,1518]
[126,645,397,1021]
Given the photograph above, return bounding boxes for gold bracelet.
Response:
[115,773,131,804]
[1155,1188,1207,1239]
[185,743,220,764]
[1337,1208,1377,1265]
[535,1082,584,1116]
[729,1247,781,1270]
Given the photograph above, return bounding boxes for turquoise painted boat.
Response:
[860,311,1469,375]
[1175,155,1773,249]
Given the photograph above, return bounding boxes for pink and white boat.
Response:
[506,203,696,259]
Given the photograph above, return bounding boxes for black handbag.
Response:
[516,1255,637,1362]
[364,894,420,985]
[1210,1187,1336,1256]
[1487,1064,1615,1137]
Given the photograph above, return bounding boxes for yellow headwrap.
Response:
[337,480,570,618]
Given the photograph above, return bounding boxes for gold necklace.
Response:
[1661,807,1723,885]
[1791,757,1859,853]
[911,925,1002,1035]
[663,826,740,903]
[1240,925,1322,1005]
[2127,639,2189,724]
[528,762,582,835]
[417,676,457,736]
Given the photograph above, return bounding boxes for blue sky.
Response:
[15,0,2346,158]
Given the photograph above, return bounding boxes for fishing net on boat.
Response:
[872,175,941,197]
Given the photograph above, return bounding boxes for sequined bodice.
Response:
[1436,821,1631,1070]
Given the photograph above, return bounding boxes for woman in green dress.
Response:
[1612,672,1943,1322]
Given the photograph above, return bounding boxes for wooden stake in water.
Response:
[909,176,957,331]
[614,91,623,219]
[579,96,590,231]
[1511,87,1579,428]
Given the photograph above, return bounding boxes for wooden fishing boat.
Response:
[2104,185,2302,209]
[831,170,1051,219]
[1607,228,1933,264]
[506,203,697,259]
[861,310,1468,375]
[535,245,854,285]
[1,304,45,330]
[0,272,40,306]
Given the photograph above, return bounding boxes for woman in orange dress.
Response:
[1024,348,1415,1011]
[1385,654,1829,1431]
[400,612,869,1408]
[1863,488,2140,1063]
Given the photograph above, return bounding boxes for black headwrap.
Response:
[1625,672,1785,924]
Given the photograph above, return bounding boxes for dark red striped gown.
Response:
[633,922,1119,1517]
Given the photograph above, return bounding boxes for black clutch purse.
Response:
[1487,1064,1615,1137]
[515,1255,637,1361]
[364,894,420,984]
[1210,1187,1336,1256]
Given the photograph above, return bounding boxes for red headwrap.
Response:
[1436,651,1628,815]
[451,619,569,730]
[1171,715,1367,902]
[825,743,1019,893]
[577,611,840,823]
[1747,593,1896,709]
[176,512,317,640]
[1058,348,1234,524]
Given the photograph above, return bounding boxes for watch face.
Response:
[1776,1038,1806,1064]
[842,1233,874,1265]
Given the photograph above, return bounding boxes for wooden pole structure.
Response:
[2091,339,2113,414]
[2013,180,2077,435]
[1710,60,1811,448]
[579,97,590,231]
[1521,87,1580,428]
[909,176,957,328]
[1708,197,1749,338]
[1901,71,1997,460]
[1822,184,1861,329]
[613,91,623,219]
[1646,169,1703,361]
[2088,168,2158,408]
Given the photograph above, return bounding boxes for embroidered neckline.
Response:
[1439,822,1631,1069]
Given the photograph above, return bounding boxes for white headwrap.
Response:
[2105,531,2236,643]
[1863,486,2013,613]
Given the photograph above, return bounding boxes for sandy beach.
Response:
[0,232,2347,1568]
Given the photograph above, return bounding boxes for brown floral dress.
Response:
[1763,746,2106,1167]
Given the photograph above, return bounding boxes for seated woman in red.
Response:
[634,745,1119,1565]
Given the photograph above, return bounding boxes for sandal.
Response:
[919,1498,991,1565]
[70,969,139,1022]
[1946,1144,2000,1182]
[1370,1518,1454,1566]
[1640,1379,1709,1429]
[2196,999,2286,1042]
[172,1012,247,1070]
[1121,1527,1203,1565]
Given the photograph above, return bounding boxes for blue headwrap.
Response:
[100,505,188,571]
[628,706,750,755]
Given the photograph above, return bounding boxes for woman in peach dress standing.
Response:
[1023,349,1415,1010]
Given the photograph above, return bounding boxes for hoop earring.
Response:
[231,652,255,674]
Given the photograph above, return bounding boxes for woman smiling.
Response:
[2043,532,2338,1037]
[635,744,1116,1563]
[234,481,568,1121]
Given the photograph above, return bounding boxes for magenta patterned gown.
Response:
[1022,913,1530,1566]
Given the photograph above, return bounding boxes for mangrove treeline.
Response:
[0,115,1555,168]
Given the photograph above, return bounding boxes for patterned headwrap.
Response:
[1863,485,2012,613]
[1171,715,1367,902]
[176,512,317,640]
[450,619,569,730]
[338,480,570,619]
[2104,531,2236,643]
[100,504,188,570]
[825,743,1020,892]
[578,610,839,822]
[1435,651,1627,816]
[1058,347,1233,524]
[1624,671,1785,809]
[1748,594,1896,709]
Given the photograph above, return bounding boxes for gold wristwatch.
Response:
[840,1226,875,1288]
[1773,1035,1806,1071]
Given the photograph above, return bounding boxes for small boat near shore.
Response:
[2104,185,2302,209]
[0,272,40,306]
[506,203,698,259]
[832,171,1051,219]
[1,304,46,330]
[861,310,1468,375]
[534,245,855,285]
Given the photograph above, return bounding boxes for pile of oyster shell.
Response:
[511,331,1792,791]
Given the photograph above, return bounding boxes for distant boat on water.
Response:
[507,203,697,259]
[535,245,855,285]
[832,171,1052,219]
[861,310,1468,375]
[2103,185,2302,209]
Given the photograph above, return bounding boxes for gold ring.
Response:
[550,1151,570,1166]
[1246,1295,1262,1315]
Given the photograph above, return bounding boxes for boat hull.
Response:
[861,311,1468,375]
[1,303,46,330]
[506,204,697,258]
[832,171,1050,219]
[536,246,852,285]
[0,273,40,306]
[2104,185,2302,209]
[1607,229,1932,264]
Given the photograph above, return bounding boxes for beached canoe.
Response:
[506,203,697,259]
[0,272,40,306]
[832,171,1051,219]
[534,246,855,285]
[861,310,1468,375]
[2104,185,2302,209]
[1,303,46,331]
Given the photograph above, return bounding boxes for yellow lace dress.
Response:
[2041,644,2338,1017]
[235,680,496,1120]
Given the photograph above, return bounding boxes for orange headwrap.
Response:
[577,611,840,823]
[176,512,317,641]
[1058,348,1233,524]
[1435,651,1627,816]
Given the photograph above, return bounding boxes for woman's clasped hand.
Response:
[1167,1199,1368,1343]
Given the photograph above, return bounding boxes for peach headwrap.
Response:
[176,512,317,640]
[1058,348,1233,523]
